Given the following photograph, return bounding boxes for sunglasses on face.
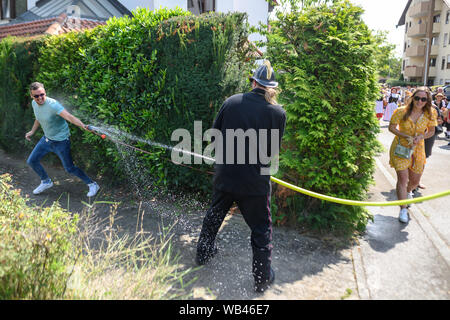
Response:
[413,96,427,102]
[33,93,45,99]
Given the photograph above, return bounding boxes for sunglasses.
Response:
[413,96,427,102]
[33,93,45,99]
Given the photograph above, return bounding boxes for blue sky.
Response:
[351,0,409,57]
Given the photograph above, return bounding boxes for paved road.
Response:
[353,122,450,300]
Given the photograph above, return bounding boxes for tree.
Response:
[265,0,382,233]
[372,31,402,80]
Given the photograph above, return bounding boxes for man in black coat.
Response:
[196,61,286,293]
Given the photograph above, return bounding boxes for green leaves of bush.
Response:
[267,0,382,233]
[0,174,79,299]
[34,8,254,196]
[0,37,42,152]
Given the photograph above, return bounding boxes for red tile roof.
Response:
[0,13,105,40]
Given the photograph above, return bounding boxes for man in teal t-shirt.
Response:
[25,82,100,197]
[31,96,70,141]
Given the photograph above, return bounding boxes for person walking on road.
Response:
[196,61,286,293]
[383,87,399,121]
[25,82,100,197]
[424,93,445,159]
[388,87,438,223]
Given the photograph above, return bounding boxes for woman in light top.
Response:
[384,87,400,122]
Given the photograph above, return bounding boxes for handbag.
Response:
[394,143,414,159]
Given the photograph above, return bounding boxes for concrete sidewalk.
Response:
[352,155,450,300]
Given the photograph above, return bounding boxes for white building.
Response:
[121,0,275,42]
[2,1,275,42]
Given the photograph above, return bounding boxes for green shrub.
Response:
[266,0,382,233]
[38,8,254,195]
[0,174,194,300]
[0,174,79,299]
[0,37,42,152]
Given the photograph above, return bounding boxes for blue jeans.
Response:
[27,136,93,185]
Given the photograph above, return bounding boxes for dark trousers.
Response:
[424,134,437,158]
[197,188,273,284]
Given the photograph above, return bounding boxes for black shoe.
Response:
[195,247,218,266]
[254,268,275,293]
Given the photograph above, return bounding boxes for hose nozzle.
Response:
[86,125,106,139]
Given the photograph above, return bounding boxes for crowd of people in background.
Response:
[376,85,450,145]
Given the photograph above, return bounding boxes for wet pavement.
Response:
[0,123,449,300]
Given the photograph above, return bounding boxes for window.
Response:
[442,57,446,70]
[432,36,439,46]
[430,58,437,67]
[434,15,441,23]
[188,0,215,14]
[0,0,15,20]
[447,11,450,24]
[440,79,444,85]
[445,34,448,47]
[447,55,450,69]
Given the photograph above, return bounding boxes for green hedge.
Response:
[0,4,382,234]
[0,37,42,152]
[36,8,254,195]
[266,0,382,233]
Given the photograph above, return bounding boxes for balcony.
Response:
[404,65,425,77]
[433,22,441,34]
[434,0,442,12]
[409,1,431,18]
[407,23,427,38]
[429,66,437,77]
[405,45,426,57]
[430,44,439,56]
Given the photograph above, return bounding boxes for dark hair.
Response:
[30,82,44,91]
[403,86,432,121]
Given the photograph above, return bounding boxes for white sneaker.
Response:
[33,181,53,195]
[399,208,409,223]
[87,182,100,197]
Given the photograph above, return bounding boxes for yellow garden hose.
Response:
[270,176,450,207]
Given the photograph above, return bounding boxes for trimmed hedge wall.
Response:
[9,8,254,196]
[0,37,42,151]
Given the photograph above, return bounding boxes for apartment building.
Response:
[398,0,450,86]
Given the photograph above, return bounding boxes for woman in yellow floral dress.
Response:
[389,87,438,223]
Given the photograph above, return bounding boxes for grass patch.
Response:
[0,173,195,300]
